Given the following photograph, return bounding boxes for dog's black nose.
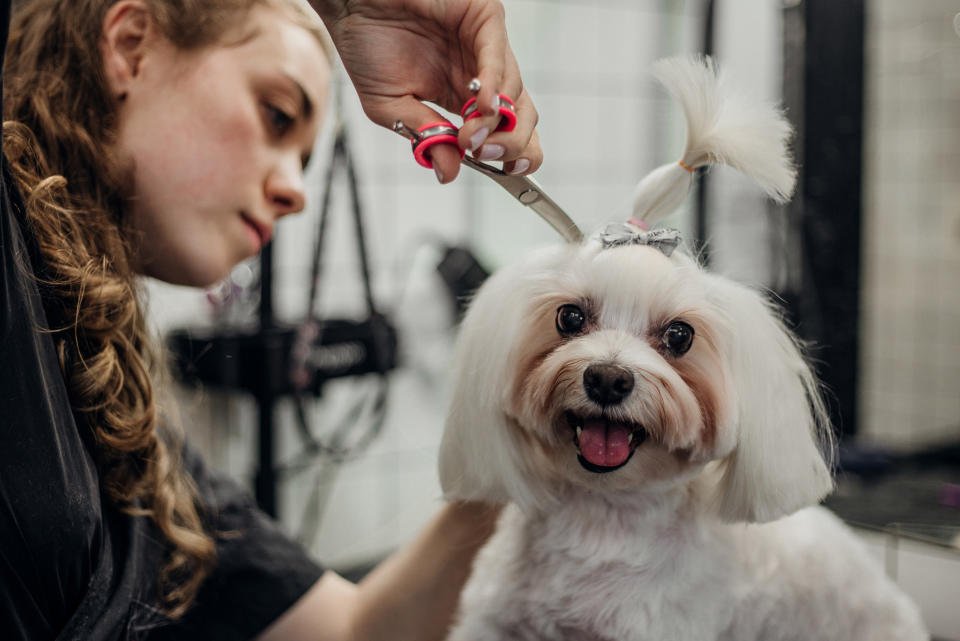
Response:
[583,364,634,406]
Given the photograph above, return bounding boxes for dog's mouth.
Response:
[566,411,647,474]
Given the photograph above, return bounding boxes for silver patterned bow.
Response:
[599,224,683,257]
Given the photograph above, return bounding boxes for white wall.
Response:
[707,0,787,285]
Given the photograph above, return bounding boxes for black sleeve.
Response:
[148,443,326,641]
[1,7,110,641]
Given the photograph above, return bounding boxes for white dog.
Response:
[439,57,928,641]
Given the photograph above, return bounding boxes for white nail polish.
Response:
[469,127,489,151]
[477,144,505,161]
[508,158,531,175]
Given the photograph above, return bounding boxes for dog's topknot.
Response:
[632,55,797,225]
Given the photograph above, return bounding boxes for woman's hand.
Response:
[311,0,542,183]
[256,501,503,641]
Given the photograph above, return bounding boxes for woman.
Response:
[0,0,541,638]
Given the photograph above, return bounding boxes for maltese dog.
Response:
[439,57,928,641]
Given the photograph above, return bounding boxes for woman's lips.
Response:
[240,212,272,250]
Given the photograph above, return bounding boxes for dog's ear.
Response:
[438,261,540,507]
[706,274,834,523]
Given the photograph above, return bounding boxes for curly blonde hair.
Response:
[3,0,329,619]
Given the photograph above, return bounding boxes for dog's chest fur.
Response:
[450,496,929,641]
[451,491,745,641]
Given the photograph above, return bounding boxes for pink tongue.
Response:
[579,419,632,467]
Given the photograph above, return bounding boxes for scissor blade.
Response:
[461,156,583,243]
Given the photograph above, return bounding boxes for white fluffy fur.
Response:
[450,501,927,641]
[438,56,929,640]
[633,56,797,225]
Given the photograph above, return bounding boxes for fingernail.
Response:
[507,158,531,175]
[491,94,501,112]
[469,127,489,151]
[477,144,505,161]
[434,164,444,183]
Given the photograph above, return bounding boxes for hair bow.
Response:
[599,223,683,257]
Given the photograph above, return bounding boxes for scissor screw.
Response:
[468,78,482,94]
[393,120,420,140]
[519,189,540,205]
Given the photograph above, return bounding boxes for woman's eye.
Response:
[264,104,295,135]
[661,321,695,356]
[556,304,586,335]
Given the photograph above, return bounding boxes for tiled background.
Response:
[859,0,960,451]
[145,0,960,634]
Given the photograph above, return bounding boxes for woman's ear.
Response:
[100,1,156,99]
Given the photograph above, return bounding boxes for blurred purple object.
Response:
[939,483,960,508]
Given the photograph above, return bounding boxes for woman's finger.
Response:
[503,128,542,176]
[470,86,539,167]
[468,1,508,120]
[371,94,464,183]
[457,9,525,153]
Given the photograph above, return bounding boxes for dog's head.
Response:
[439,238,833,523]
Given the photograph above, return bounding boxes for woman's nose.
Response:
[265,155,306,218]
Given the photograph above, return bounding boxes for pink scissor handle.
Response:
[411,122,464,169]
[460,94,517,132]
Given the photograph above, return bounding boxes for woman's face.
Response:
[110,4,330,286]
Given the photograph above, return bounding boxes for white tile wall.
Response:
[705,0,790,286]
[859,0,960,450]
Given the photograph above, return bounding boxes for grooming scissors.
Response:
[392,82,584,244]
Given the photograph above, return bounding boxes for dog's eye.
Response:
[556,304,586,335]
[662,321,694,355]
